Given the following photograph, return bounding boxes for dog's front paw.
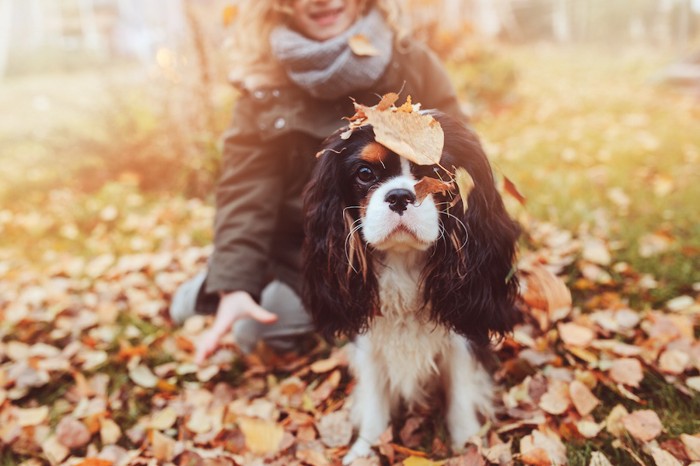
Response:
[342,438,375,465]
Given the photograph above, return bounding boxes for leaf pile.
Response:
[0,180,698,466]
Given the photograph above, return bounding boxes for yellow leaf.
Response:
[222,5,238,26]
[349,34,379,56]
[361,104,444,166]
[454,167,475,213]
[402,456,445,466]
[238,417,284,455]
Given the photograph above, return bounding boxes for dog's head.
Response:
[303,110,520,345]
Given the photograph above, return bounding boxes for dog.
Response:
[302,110,520,464]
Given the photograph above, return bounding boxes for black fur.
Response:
[302,111,520,344]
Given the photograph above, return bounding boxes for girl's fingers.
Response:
[245,301,278,323]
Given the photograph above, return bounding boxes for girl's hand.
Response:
[194,291,277,364]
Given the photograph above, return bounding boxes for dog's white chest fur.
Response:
[343,250,492,465]
[360,251,449,404]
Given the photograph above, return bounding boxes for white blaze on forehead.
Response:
[360,158,440,250]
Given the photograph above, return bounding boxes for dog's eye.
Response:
[356,166,377,183]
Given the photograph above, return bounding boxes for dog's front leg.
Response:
[343,335,390,465]
[443,335,493,452]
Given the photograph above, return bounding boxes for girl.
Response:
[169,0,468,362]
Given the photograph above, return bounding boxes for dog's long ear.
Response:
[423,114,520,346]
[302,130,378,339]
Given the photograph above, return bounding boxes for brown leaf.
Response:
[317,411,352,448]
[377,92,400,111]
[519,430,567,465]
[538,379,571,415]
[454,167,475,213]
[56,416,92,449]
[569,380,600,416]
[349,34,379,56]
[361,103,444,166]
[311,369,342,405]
[658,350,690,375]
[238,417,284,455]
[16,406,49,427]
[589,451,613,466]
[151,430,176,462]
[605,404,630,437]
[483,440,512,464]
[609,358,644,387]
[558,322,595,347]
[296,448,330,466]
[42,436,70,465]
[75,460,113,466]
[650,446,683,466]
[414,177,453,203]
[503,176,526,205]
[522,263,572,320]
[99,418,121,445]
[622,410,663,442]
[680,434,700,461]
[576,420,603,439]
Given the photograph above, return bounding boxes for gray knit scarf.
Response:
[270,9,394,100]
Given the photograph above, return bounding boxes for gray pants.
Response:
[233,280,315,353]
[170,272,314,353]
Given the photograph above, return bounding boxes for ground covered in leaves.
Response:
[1,46,700,465]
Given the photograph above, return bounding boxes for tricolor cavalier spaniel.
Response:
[303,110,520,464]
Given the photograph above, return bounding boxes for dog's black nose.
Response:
[385,189,416,215]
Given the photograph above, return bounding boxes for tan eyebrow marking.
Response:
[359,142,389,164]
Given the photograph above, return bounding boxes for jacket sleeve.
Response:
[205,94,285,301]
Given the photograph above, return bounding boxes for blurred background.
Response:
[1,0,699,304]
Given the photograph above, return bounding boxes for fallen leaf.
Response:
[483,440,512,464]
[56,416,92,449]
[539,379,571,415]
[296,448,330,466]
[569,380,600,416]
[589,451,613,466]
[681,434,700,461]
[150,407,178,430]
[238,417,284,455]
[558,322,595,347]
[349,34,379,56]
[414,177,453,203]
[522,263,572,320]
[650,446,683,466]
[519,429,567,465]
[605,404,630,437]
[658,350,690,374]
[151,430,176,462]
[317,411,353,448]
[99,418,121,445]
[75,459,113,466]
[454,167,475,213]
[403,457,444,466]
[576,420,603,439]
[582,238,612,266]
[622,410,663,442]
[688,377,700,392]
[16,406,49,427]
[609,358,644,387]
[128,364,158,388]
[42,435,70,465]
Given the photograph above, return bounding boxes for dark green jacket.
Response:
[205,40,466,302]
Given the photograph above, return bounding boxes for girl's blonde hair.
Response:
[228,0,405,90]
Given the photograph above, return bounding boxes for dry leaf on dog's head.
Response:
[414,177,453,203]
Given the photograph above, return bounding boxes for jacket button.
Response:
[274,117,286,129]
[253,90,267,100]
[272,89,281,98]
